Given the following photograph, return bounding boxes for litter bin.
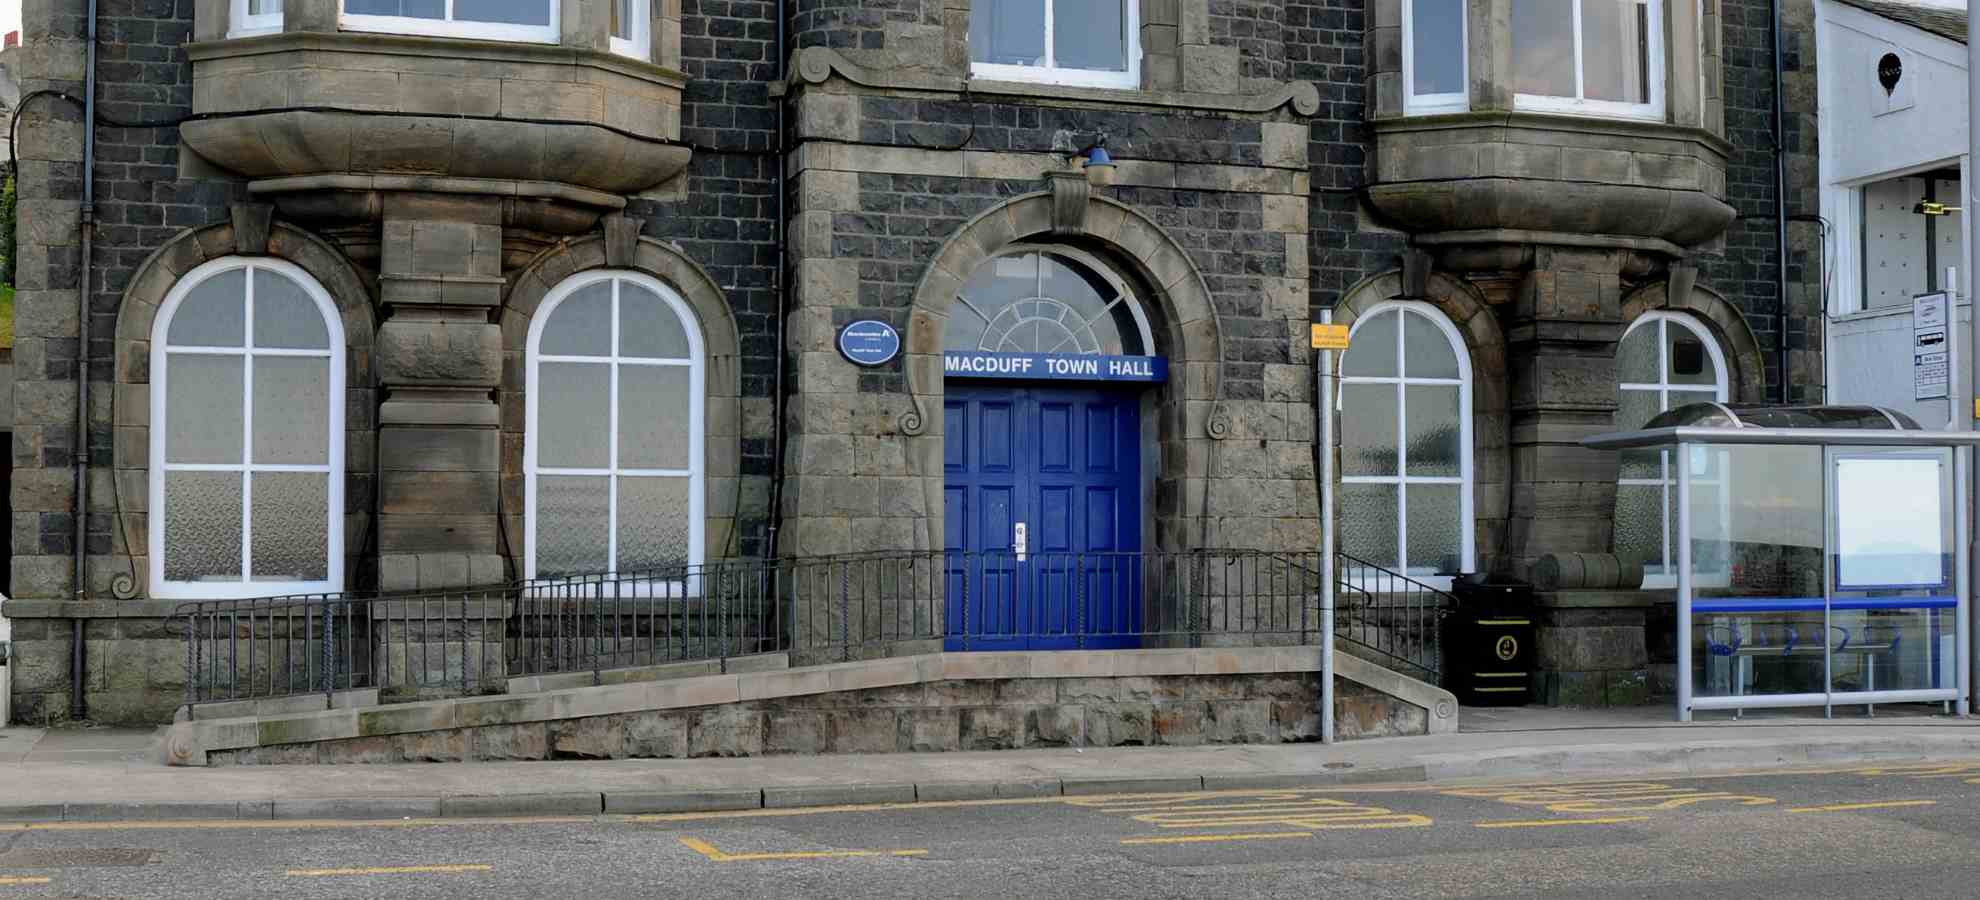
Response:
[1444,579,1535,706]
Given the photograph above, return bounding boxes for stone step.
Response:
[505,652,789,695]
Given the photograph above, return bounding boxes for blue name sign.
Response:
[944,352,1168,382]
[838,320,901,367]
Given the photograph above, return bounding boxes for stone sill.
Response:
[186,30,688,89]
[1371,110,1734,159]
[166,646,1457,764]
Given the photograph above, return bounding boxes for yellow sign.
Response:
[1310,323,1350,350]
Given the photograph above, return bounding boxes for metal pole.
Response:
[1319,310,1337,744]
[1676,443,1693,723]
[1969,0,1980,714]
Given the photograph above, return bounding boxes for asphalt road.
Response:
[7,761,1980,898]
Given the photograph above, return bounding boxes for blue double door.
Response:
[943,383,1144,650]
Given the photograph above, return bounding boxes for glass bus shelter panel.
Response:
[1826,447,1958,697]
[1687,444,1828,703]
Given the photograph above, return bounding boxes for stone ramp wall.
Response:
[169,648,1457,766]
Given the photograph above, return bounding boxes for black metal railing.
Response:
[176,547,1457,711]
[1332,551,1454,681]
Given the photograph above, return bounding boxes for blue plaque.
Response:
[838,320,901,367]
[942,351,1168,383]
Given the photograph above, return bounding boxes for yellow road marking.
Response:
[1475,816,1652,829]
[285,864,492,877]
[1445,781,1777,814]
[1786,800,1938,814]
[679,837,927,863]
[0,877,52,885]
[1120,832,1314,845]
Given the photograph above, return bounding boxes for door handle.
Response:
[1014,521,1027,562]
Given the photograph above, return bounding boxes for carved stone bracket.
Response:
[603,213,643,267]
[230,203,274,255]
[1046,170,1091,236]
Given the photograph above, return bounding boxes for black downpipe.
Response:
[1771,0,1792,404]
[766,0,790,557]
[72,0,101,721]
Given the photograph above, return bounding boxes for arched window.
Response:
[1614,311,1729,586]
[149,258,345,598]
[525,270,704,579]
[946,247,1154,355]
[1339,302,1474,581]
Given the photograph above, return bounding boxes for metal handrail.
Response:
[1332,551,1456,680]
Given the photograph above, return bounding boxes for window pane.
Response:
[1341,483,1399,568]
[1511,0,1576,97]
[970,0,1046,66]
[612,0,629,40]
[250,472,328,582]
[1341,310,1398,377]
[618,365,692,469]
[953,253,1038,352]
[344,0,443,17]
[1617,322,1659,383]
[537,362,610,468]
[617,476,690,572]
[1341,383,1399,476]
[619,283,691,359]
[540,281,613,357]
[1406,483,1461,573]
[1401,312,1459,378]
[1411,0,1465,95]
[253,269,329,350]
[167,354,244,464]
[536,475,609,577]
[1613,482,1666,569]
[248,0,280,14]
[164,471,242,582]
[1053,0,1126,72]
[252,357,330,465]
[1582,0,1649,103]
[1404,385,1460,476]
[1667,325,1718,386]
[452,0,549,25]
[168,268,245,347]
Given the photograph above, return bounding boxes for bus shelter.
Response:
[1584,404,1980,721]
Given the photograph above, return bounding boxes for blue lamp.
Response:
[1077,137,1117,187]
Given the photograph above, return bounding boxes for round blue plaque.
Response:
[838,320,901,367]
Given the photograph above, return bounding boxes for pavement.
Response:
[3,759,1980,897]
[6,704,1980,821]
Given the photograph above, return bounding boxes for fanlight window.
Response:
[947,249,1154,356]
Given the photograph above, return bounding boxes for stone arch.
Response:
[1621,280,1765,403]
[112,220,379,598]
[500,234,745,561]
[1332,270,1511,570]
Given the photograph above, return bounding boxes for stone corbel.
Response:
[1401,247,1433,299]
[1667,262,1698,309]
[602,214,643,267]
[231,203,275,255]
[1046,170,1091,236]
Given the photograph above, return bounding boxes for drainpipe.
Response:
[71,0,100,721]
[766,0,790,559]
[1771,0,1792,404]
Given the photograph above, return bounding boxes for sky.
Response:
[0,0,15,40]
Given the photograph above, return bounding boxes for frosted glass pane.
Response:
[252,269,329,349]
[618,476,691,572]
[540,282,612,357]
[1406,484,1461,574]
[1341,310,1398,377]
[618,366,691,469]
[251,473,328,582]
[1340,383,1399,476]
[1617,323,1659,383]
[165,471,242,582]
[619,283,692,359]
[1613,482,1666,570]
[1512,0,1576,97]
[1404,385,1460,476]
[536,475,609,577]
[1054,0,1126,71]
[1341,483,1399,568]
[1667,324,1719,386]
[1401,313,1459,378]
[167,354,243,464]
[252,357,329,465]
[1582,0,1649,104]
[1620,448,1664,481]
[168,268,245,347]
[971,0,1045,66]
[536,362,609,468]
[1411,0,1465,95]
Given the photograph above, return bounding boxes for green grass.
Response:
[0,283,14,350]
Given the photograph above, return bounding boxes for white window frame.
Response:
[340,0,558,44]
[1339,301,1475,587]
[1401,0,1469,114]
[968,0,1141,91]
[230,0,284,37]
[149,257,346,600]
[524,270,706,589]
[610,0,650,60]
[1513,0,1666,121]
[1617,311,1729,588]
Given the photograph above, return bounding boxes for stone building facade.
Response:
[4,0,1822,723]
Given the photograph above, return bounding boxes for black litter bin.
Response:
[1444,580,1535,706]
